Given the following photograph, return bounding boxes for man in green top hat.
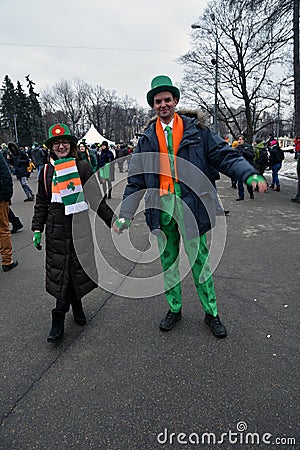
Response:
[113,75,267,338]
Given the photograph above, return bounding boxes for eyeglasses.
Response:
[52,140,71,148]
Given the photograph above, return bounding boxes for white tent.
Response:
[79,124,115,146]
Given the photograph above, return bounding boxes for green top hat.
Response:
[146,75,180,107]
[44,123,78,147]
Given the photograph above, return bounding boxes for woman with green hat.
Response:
[32,124,114,343]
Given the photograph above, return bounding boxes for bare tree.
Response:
[41,78,89,135]
[41,80,149,144]
[179,0,293,142]
[228,0,299,135]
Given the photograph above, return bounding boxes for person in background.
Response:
[31,143,47,179]
[88,143,98,160]
[113,75,267,338]
[8,207,23,234]
[1,143,9,166]
[253,139,269,190]
[78,141,98,172]
[115,143,128,173]
[235,135,255,201]
[97,141,115,199]
[230,139,239,188]
[253,139,268,176]
[32,124,114,343]
[294,134,300,160]
[7,142,34,201]
[0,152,18,271]
[290,142,300,203]
[268,138,285,191]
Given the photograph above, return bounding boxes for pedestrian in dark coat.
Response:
[235,135,255,201]
[7,142,34,201]
[268,139,285,191]
[32,124,114,343]
[31,144,47,178]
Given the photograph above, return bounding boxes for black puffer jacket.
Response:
[0,152,13,202]
[32,159,114,300]
[269,144,285,166]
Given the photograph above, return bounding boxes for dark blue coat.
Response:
[10,150,30,179]
[120,111,258,239]
[97,148,115,181]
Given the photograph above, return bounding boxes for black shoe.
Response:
[231,183,237,189]
[24,194,34,202]
[11,219,23,234]
[205,313,227,338]
[2,260,18,272]
[159,309,182,331]
[250,194,254,199]
[291,197,300,203]
[224,210,230,215]
[236,197,244,201]
[47,310,65,342]
[72,302,87,326]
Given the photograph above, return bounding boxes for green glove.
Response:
[246,174,266,186]
[114,218,131,233]
[33,231,42,250]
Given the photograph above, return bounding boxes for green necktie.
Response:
[165,125,175,179]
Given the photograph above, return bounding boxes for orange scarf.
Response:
[156,112,184,196]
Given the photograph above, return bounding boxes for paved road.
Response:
[0,169,299,450]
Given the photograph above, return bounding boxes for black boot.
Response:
[11,217,23,234]
[72,301,87,326]
[47,310,65,342]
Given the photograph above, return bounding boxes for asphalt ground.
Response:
[0,167,299,450]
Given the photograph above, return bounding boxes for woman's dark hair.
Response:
[7,141,19,156]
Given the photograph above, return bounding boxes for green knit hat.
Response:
[146,75,180,107]
[44,123,78,147]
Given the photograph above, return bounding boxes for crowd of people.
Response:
[0,76,299,343]
[227,133,288,199]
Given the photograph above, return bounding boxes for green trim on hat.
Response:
[44,123,78,147]
[146,75,180,107]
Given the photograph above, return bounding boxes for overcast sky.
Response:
[0,0,208,108]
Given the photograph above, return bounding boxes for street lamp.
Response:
[13,114,18,144]
[191,14,219,133]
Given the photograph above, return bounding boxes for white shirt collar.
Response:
[161,118,174,131]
